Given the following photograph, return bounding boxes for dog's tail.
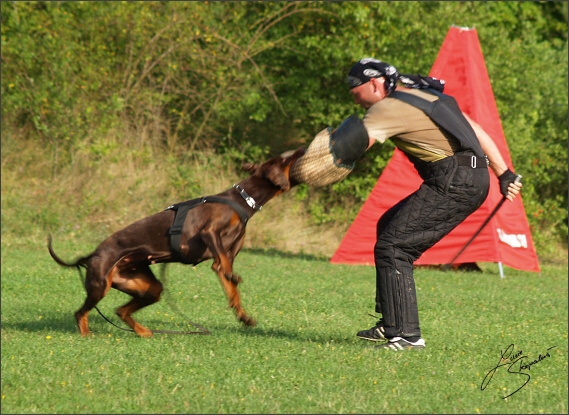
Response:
[47,234,91,268]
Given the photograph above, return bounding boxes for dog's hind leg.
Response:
[111,264,163,337]
[75,256,115,337]
[75,295,103,337]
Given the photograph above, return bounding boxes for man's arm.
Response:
[463,113,522,202]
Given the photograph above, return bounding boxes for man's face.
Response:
[349,77,387,109]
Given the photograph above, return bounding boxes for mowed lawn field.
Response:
[2,238,567,414]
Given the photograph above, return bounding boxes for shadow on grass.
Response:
[1,316,78,334]
[241,247,330,262]
[3,316,356,346]
[191,322,358,345]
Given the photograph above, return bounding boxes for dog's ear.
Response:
[280,147,306,166]
[241,162,258,174]
[264,163,290,191]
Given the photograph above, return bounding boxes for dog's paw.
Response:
[241,316,257,327]
[134,326,154,338]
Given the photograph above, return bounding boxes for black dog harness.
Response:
[165,185,257,262]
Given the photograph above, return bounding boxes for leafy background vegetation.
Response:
[1,3,567,414]
[1,2,567,261]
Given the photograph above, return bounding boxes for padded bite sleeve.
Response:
[329,115,369,167]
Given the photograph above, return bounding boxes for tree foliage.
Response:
[2,1,567,244]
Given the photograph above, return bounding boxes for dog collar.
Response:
[233,184,262,211]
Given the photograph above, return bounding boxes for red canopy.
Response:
[330,26,540,273]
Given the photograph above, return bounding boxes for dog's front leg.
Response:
[203,231,255,327]
[211,260,256,327]
[211,257,241,285]
[208,244,241,284]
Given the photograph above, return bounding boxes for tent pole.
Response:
[498,261,504,278]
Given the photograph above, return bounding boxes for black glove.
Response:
[498,169,520,198]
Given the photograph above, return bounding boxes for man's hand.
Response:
[498,169,522,202]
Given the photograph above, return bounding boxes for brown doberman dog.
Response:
[48,148,305,337]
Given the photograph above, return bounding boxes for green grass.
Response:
[2,239,567,414]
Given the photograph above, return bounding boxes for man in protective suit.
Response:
[293,58,522,350]
[351,58,524,350]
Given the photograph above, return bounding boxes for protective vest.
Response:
[389,89,485,157]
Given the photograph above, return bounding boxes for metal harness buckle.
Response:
[471,155,477,168]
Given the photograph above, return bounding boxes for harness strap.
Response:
[166,196,250,262]
[202,196,250,223]
[389,90,485,157]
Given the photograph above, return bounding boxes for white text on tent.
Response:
[497,228,528,249]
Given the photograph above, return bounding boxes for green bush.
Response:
[1,1,567,261]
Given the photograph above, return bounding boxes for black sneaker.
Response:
[357,320,386,341]
[375,337,426,350]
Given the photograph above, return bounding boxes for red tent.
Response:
[330,26,540,275]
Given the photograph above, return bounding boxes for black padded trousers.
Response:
[374,154,490,339]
